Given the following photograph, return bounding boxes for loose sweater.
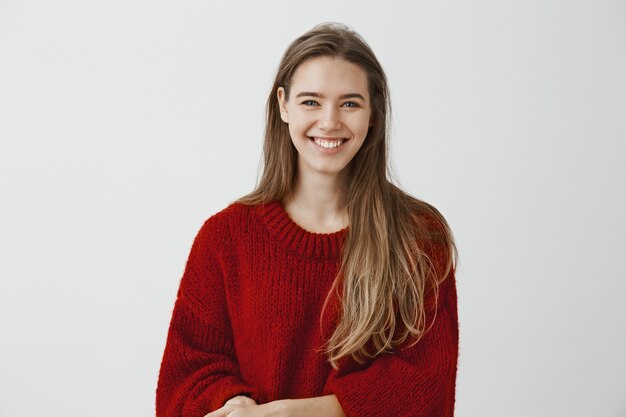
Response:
[155,200,459,417]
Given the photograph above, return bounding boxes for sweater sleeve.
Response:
[322,268,459,417]
[156,215,265,417]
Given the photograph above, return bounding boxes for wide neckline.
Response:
[255,200,348,260]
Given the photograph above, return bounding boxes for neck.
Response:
[282,169,349,232]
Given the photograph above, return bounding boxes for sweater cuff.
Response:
[209,378,266,408]
[184,376,267,415]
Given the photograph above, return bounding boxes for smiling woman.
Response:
[156,22,459,417]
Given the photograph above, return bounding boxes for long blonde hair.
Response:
[235,22,457,369]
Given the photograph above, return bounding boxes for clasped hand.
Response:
[204,395,291,417]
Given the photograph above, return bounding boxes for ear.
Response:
[277,87,289,123]
[369,114,374,127]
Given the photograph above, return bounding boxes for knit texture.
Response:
[155,200,459,417]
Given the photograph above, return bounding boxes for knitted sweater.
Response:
[155,200,459,417]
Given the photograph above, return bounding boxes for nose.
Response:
[318,105,342,131]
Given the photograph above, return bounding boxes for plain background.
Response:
[1,1,624,416]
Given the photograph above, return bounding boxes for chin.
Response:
[312,165,349,176]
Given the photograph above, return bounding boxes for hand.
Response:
[224,396,257,406]
[203,399,289,417]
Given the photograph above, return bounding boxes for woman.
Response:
[156,22,459,417]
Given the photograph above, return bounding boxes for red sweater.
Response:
[156,200,459,417]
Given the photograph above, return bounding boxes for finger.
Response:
[204,406,231,417]
[225,395,256,406]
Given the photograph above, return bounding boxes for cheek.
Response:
[287,125,307,149]
[288,112,312,130]
[353,114,372,134]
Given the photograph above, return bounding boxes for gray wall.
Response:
[1,1,624,416]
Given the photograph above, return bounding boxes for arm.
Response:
[156,216,265,417]
[283,395,345,417]
[223,396,258,406]
[204,395,344,417]
[320,269,459,417]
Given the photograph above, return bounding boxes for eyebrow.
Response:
[295,91,366,101]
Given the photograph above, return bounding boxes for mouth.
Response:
[308,136,348,149]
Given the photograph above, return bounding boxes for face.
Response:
[277,56,373,179]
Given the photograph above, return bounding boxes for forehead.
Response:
[290,56,369,96]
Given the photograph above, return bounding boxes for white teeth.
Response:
[313,138,345,148]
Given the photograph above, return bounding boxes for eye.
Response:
[342,101,360,108]
[301,100,320,106]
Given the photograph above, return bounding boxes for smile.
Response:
[308,137,347,149]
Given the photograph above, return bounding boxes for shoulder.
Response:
[191,201,268,256]
[182,201,260,278]
[198,201,258,235]
[408,198,452,236]
[391,185,450,234]
[406,197,457,287]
